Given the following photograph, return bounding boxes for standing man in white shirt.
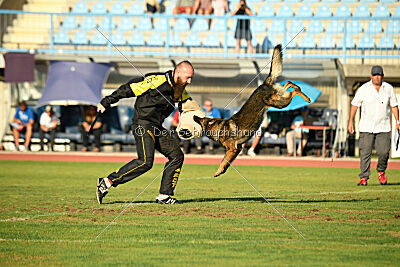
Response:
[348,65,399,186]
[39,106,59,151]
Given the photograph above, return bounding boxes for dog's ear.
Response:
[193,115,202,125]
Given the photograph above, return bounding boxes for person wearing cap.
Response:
[286,107,309,157]
[39,106,59,151]
[348,65,399,186]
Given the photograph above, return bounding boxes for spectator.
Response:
[231,0,254,54]
[193,0,213,15]
[39,106,58,151]
[79,105,102,152]
[173,0,195,15]
[145,0,160,14]
[348,65,399,186]
[247,112,269,157]
[194,99,221,154]
[213,0,229,16]
[286,107,309,157]
[10,101,34,151]
[172,110,191,154]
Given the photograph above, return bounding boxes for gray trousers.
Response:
[359,132,391,179]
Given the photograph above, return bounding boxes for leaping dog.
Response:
[194,44,311,177]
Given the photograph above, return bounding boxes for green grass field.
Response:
[0,160,399,266]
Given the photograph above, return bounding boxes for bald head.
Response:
[173,61,194,85]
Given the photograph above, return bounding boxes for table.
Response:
[292,125,333,158]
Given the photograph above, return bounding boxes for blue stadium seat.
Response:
[288,20,304,34]
[354,4,370,18]
[203,33,220,47]
[303,0,318,3]
[299,35,316,48]
[307,20,323,34]
[360,0,376,3]
[386,20,400,34]
[61,16,77,30]
[335,4,351,17]
[252,20,267,33]
[91,2,107,14]
[100,17,115,30]
[174,18,190,32]
[110,2,126,14]
[91,31,107,45]
[326,20,343,34]
[338,36,355,48]
[184,33,201,47]
[378,35,395,49]
[72,1,88,13]
[147,33,164,46]
[80,16,96,30]
[72,31,88,45]
[394,6,400,18]
[169,34,183,47]
[136,18,152,32]
[128,33,145,46]
[284,0,300,3]
[118,17,134,32]
[210,19,226,32]
[381,0,395,3]
[321,0,337,2]
[154,18,167,32]
[266,0,281,3]
[191,19,209,32]
[373,4,390,18]
[346,20,362,35]
[111,31,126,45]
[315,5,332,17]
[296,4,313,18]
[128,3,144,15]
[283,34,297,48]
[341,0,356,3]
[54,31,69,44]
[258,4,274,17]
[357,35,375,49]
[269,20,284,34]
[227,32,236,48]
[318,35,335,49]
[247,0,262,3]
[366,20,382,34]
[277,5,294,17]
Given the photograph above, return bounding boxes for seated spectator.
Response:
[39,106,58,151]
[173,0,195,14]
[79,105,102,152]
[286,107,309,157]
[195,99,221,154]
[247,112,270,157]
[193,0,213,15]
[171,110,191,154]
[146,0,160,14]
[213,0,229,16]
[10,101,34,151]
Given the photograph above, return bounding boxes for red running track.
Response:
[1,152,400,169]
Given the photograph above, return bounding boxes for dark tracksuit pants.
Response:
[359,132,391,179]
[107,124,184,196]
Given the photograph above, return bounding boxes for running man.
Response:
[96,61,195,204]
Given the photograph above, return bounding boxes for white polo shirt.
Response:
[351,80,398,133]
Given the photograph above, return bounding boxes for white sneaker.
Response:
[247,148,256,157]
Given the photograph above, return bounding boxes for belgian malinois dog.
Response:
[194,44,311,177]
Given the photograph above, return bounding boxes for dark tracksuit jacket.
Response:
[100,70,190,195]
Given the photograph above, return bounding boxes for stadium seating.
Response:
[128,33,145,46]
[72,2,88,13]
[354,5,371,18]
[335,4,351,17]
[289,20,304,34]
[110,2,126,15]
[174,18,190,32]
[252,19,267,33]
[315,5,332,17]
[204,33,221,47]
[386,20,400,34]
[299,35,316,49]
[338,35,355,48]
[277,5,294,17]
[184,33,202,47]
[210,19,226,32]
[366,20,382,34]
[54,31,69,44]
[346,20,363,35]
[307,20,324,34]
[61,16,78,30]
[258,4,274,17]
[378,35,395,49]
[91,31,107,45]
[381,0,395,3]
[154,18,168,32]
[326,20,343,34]
[373,5,390,18]
[136,18,152,32]
[169,34,183,47]
[91,2,107,14]
[318,35,335,49]
[191,19,209,32]
[147,33,164,46]
[72,31,88,45]
[100,17,116,30]
[128,3,144,15]
[393,5,400,18]
[357,35,375,49]
[118,17,134,32]
[269,20,284,34]
[296,5,313,18]
[80,17,97,31]
[111,31,126,45]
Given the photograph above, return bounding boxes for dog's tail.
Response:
[264,44,282,86]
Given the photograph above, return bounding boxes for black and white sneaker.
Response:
[96,178,109,204]
[155,196,182,204]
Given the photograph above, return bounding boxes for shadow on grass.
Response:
[104,196,374,205]
[367,182,400,186]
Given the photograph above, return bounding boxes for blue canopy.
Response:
[268,80,322,112]
[37,61,112,107]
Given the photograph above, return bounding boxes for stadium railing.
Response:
[0,9,399,63]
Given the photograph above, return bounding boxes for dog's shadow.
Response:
[104,196,373,205]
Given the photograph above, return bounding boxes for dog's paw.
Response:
[214,168,226,177]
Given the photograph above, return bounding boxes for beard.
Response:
[174,77,187,101]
